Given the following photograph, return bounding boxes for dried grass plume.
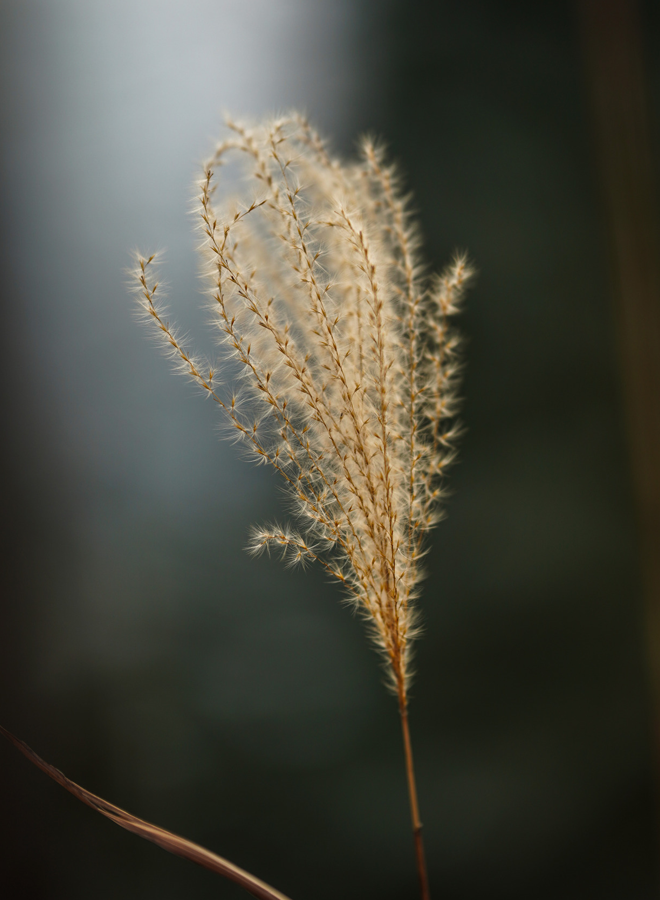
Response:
[133,113,472,711]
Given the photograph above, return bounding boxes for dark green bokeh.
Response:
[1,2,658,898]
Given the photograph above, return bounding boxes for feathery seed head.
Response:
[133,114,472,703]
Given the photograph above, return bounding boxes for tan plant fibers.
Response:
[134,113,470,706]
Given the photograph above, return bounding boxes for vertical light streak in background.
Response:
[3,0,361,510]
[0,0,363,688]
[578,0,660,828]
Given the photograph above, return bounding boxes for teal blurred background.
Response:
[1,1,658,897]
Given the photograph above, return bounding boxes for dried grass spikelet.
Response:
[134,113,472,710]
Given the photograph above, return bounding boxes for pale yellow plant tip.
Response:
[134,113,472,706]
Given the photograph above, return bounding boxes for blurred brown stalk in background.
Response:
[578,0,660,819]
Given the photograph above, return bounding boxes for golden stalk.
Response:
[133,114,473,898]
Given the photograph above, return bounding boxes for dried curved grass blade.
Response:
[0,724,292,900]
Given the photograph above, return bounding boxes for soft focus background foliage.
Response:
[1,1,658,897]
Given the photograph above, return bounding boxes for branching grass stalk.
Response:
[133,113,473,899]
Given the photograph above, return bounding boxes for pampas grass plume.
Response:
[133,112,472,900]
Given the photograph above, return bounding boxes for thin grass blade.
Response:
[0,724,292,900]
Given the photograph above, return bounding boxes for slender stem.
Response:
[1,725,292,900]
[398,697,431,900]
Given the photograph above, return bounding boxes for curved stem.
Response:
[0,725,292,900]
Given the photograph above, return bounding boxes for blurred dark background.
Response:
[1,1,659,897]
